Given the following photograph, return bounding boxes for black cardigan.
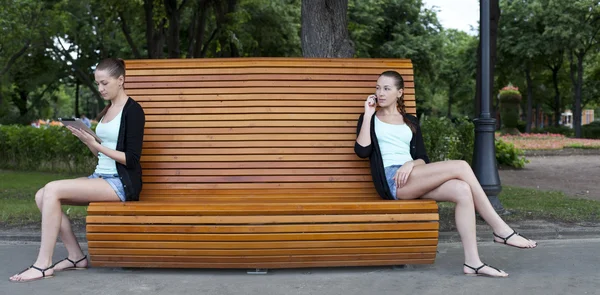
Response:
[114,97,145,201]
[354,112,430,200]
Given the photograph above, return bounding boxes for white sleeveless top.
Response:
[374,115,413,167]
[94,110,123,175]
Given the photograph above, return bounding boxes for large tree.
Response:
[301,0,354,57]
[544,0,600,137]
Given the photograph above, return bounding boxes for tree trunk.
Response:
[301,0,354,58]
[191,0,210,58]
[474,0,500,121]
[165,0,189,58]
[569,51,584,138]
[144,0,166,58]
[551,65,561,127]
[525,67,533,133]
[118,11,142,59]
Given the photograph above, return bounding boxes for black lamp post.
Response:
[473,0,504,213]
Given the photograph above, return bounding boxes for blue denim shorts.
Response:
[384,165,403,200]
[88,173,126,202]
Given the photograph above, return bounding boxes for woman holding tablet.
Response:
[10,58,146,282]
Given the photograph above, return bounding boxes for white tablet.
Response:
[58,118,103,143]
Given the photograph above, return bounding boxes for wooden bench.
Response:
[86,58,439,269]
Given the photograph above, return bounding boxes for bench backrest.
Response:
[126,58,416,202]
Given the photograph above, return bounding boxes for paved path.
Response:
[2,238,600,295]
[499,155,600,201]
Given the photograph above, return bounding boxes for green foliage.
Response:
[0,125,95,173]
[420,116,473,163]
[499,86,522,131]
[582,121,600,139]
[495,139,529,168]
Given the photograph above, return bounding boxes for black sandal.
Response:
[9,265,54,282]
[53,255,88,271]
[463,263,507,278]
[494,230,537,249]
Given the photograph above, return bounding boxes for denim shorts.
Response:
[384,165,403,200]
[88,173,126,202]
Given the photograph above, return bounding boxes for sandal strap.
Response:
[60,255,88,267]
[464,263,502,275]
[30,265,52,278]
[493,230,518,244]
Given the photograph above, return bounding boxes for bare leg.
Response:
[396,160,536,248]
[9,178,119,282]
[419,179,507,277]
[34,186,88,271]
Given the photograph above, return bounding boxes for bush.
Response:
[0,125,95,173]
[420,116,474,164]
[495,139,529,169]
[531,126,574,137]
[498,85,522,133]
[420,116,527,169]
[582,121,600,139]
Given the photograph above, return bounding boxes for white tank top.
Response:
[94,110,123,175]
[374,115,413,167]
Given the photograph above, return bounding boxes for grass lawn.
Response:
[2,169,600,230]
[0,170,88,226]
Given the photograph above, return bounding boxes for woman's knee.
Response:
[34,187,45,207]
[447,180,472,203]
[41,181,63,202]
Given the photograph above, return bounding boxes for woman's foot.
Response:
[52,255,88,271]
[9,264,54,282]
[463,263,508,278]
[493,230,537,249]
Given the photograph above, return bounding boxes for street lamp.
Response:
[473,0,504,213]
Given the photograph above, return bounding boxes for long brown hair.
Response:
[379,70,416,133]
[95,58,126,121]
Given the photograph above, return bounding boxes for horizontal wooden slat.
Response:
[88,238,438,249]
[86,214,439,224]
[124,58,413,68]
[142,168,366,176]
[140,161,369,169]
[141,175,370,183]
[127,67,414,76]
[91,253,435,264]
[141,154,362,162]
[140,182,376,190]
[86,223,438,234]
[128,80,410,89]
[138,190,378,197]
[127,87,415,95]
[89,258,433,269]
[143,128,356,135]
[87,201,438,215]
[138,100,417,108]
[132,93,416,102]
[143,112,416,121]
[88,246,438,256]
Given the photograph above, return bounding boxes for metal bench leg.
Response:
[247,268,269,275]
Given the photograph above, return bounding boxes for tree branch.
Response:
[0,40,31,76]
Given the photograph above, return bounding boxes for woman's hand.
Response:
[364,94,377,116]
[67,126,98,147]
[393,161,414,189]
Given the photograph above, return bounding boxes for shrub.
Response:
[0,125,95,173]
[582,121,600,139]
[495,139,529,168]
[499,85,522,134]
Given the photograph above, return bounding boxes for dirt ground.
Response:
[498,155,600,201]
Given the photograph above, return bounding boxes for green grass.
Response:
[0,170,88,226]
[438,186,600,230]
